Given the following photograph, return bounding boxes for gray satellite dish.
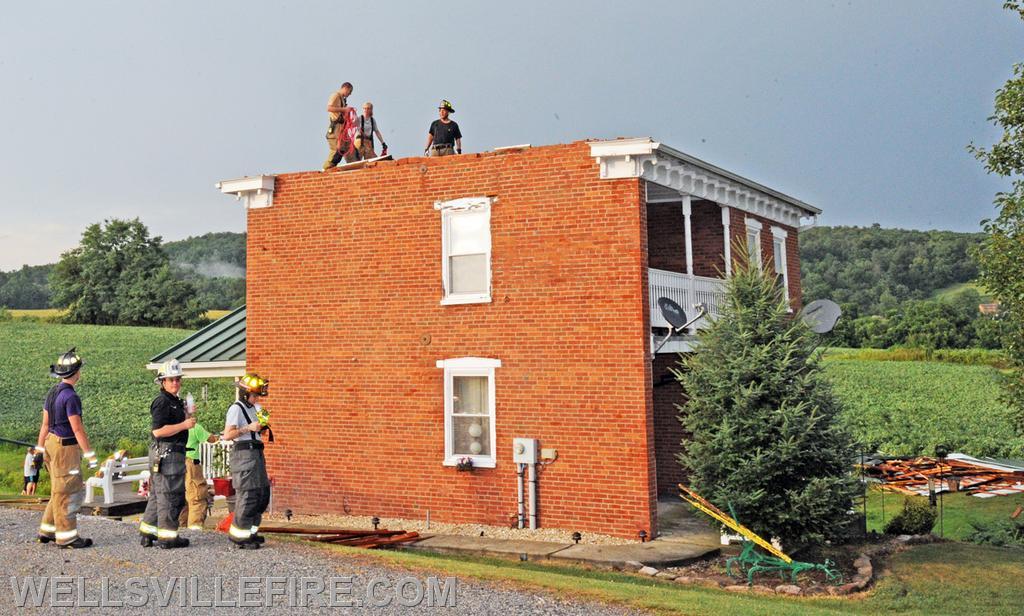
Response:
[657,297,689,331]
[800,299,842,334]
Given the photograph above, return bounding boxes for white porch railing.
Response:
[648,268,727,330]
[200,440,234,480]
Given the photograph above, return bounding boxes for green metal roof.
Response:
[150,305,246,364]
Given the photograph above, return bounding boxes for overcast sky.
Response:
[0,1,1019,270]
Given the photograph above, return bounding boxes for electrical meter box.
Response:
[512,438,539,464]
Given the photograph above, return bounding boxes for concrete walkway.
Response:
[405,535,718,569]
[405,498,721,569]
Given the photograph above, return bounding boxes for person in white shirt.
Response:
[222,373,272,549]
[355,102,387,160]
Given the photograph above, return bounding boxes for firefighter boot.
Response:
[157,537,190,549]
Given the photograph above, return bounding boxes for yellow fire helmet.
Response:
[236,373,269,396]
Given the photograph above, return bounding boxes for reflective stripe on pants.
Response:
[40,434,85,545]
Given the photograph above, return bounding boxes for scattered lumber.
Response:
[864,455,1024,498]
[248,524,421,549]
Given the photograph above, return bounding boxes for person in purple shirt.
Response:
[36,347,98,549]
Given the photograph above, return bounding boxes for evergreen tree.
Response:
[673,247,858,548]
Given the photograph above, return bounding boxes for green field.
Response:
[6,308,230,321]
[931,280,992,302]
[823,358,1022,458]
[0,320,234,454]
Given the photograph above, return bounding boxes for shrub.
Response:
[884,497,937,535]
[966,517,1024,547]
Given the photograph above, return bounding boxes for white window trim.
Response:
[436,197,494,306]
[436,357,500,468]
[745,218,763,270]
[771,226,790,304]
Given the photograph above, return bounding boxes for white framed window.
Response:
[745,218,763,270]
[436,357,500,468]
[771,226,790,303]
[435,197,493,305]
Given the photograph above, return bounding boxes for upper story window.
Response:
[436,357,500,468]
[435,197,493,305]
[771,226,790,303]
[745,218,763,270]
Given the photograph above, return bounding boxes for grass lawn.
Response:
[306,539,1023,615]
[863,486,1024,541]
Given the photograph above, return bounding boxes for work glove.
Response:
[84,451,99,469]
[34,445,45,454]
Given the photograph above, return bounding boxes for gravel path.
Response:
[0,508,642,615]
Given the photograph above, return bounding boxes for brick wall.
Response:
[645,198,726,277]
[726,208,802,309]
[651,353,688,496]
[246,142,657,538]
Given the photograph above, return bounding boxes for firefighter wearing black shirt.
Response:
[425,99,462,156]
[139,359,195,549]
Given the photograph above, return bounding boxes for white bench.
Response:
[84,456,150,505]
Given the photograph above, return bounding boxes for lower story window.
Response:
[436,357,500,468]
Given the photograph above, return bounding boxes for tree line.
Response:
[0,227,247,316]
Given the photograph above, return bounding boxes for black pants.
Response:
[140,443,186,539]
[229,445,270,541]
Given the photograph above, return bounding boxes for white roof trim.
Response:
[435,357,502,369]
[216,175,276,209]
[589,138,821,227]
[145,360,246,379]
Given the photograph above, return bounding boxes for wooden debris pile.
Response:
[251,524,421,549]
[866,456,1024,498]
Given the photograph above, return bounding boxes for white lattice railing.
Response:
[200,440,234,480]
[648,268,726,330]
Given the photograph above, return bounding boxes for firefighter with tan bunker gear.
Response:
[139,359,195,549]
[224,373,272,549]
[36,347,97,548]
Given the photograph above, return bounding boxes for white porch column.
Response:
[720,205,732,276]
[681,194,693,277]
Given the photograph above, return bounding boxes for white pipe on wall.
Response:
[528,462,538,530]
[517,463,526,529]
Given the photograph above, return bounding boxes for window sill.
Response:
[443,457,496,469]
[440,294,492,306]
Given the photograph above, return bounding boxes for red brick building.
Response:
[216,138,820,539]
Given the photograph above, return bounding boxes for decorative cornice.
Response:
[589,138,820,228]
[216,175,276,209]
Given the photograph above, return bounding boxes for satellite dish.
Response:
[657,297,689,331]
[800,299,842,334]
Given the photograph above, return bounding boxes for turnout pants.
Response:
[228,444,270,542]
[323,122,358,170]
[39,434,85,545]
[178,460,210,530]
[139,442,186,541]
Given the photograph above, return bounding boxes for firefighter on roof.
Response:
[223,373,272,549]
[139,359,195,549]
[37,347,97,549]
